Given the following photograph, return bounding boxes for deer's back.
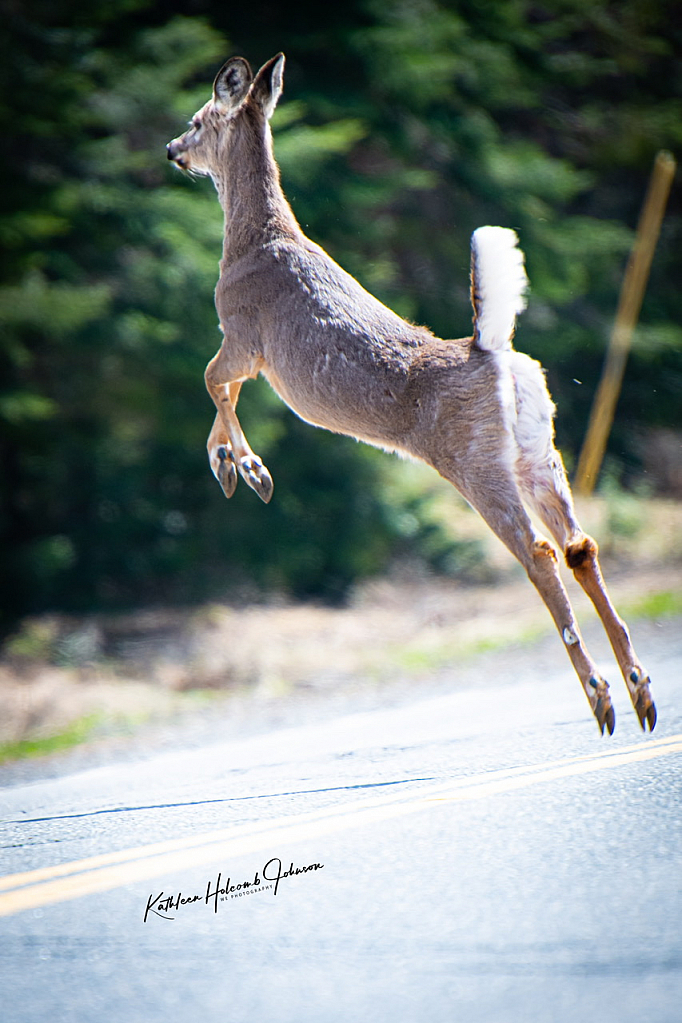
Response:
[216,235,484,453]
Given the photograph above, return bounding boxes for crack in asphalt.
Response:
[4,775,436,826]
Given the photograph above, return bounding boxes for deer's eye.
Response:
[192,119,203,131]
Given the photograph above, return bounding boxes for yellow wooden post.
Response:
[575,150,676,495]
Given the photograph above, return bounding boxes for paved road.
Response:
[1,618,681,1022]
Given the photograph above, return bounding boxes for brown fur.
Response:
[166,54,657,734]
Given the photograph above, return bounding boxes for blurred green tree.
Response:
[0,9,225,624]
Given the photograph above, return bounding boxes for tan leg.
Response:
[518,450,656,731]
[204,360,273,503]
[447,470,616,734]
[206,411,237,499]
[566,536,656,731]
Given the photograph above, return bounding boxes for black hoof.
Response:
[595,695,616,736]
[217,446,237,498]
[238,456,274,503]
[634,688,657,732]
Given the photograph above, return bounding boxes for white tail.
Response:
[471,226,528,351]
[166,54,657,735]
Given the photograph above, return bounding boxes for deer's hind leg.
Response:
[205,354,273,504]
[442,461,616,734]
[510,351,656,730]
[564,535,656,730]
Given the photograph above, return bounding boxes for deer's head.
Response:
[166,54,284,176]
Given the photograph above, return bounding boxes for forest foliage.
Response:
[1,0,680,629]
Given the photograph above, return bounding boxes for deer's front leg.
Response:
[204,366,273,504]
[206,412,238,499]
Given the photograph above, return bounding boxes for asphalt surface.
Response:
[1,616,681,1023]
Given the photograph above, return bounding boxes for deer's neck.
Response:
[213,117,300,262]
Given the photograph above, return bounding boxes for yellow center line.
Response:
[1,734,681,919]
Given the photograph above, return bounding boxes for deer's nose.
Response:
[166,141,181,161]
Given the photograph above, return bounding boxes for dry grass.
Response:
[1,491,681,762]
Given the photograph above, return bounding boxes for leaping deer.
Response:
[167,53,657,735]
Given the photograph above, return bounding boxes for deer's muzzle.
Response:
[166,141,186,165]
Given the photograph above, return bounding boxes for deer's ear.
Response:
[250,54,285,120]
[213,57,253,112]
